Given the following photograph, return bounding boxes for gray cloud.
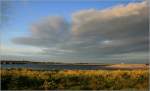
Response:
[12,1,148,63]
[13,16,70,48]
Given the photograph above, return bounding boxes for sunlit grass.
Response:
[1,68,149,90]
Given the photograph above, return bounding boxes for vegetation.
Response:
[1,68,149,90]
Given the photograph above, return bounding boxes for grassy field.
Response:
[1,68,149,90]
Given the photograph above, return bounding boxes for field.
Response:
[1,68,149,90]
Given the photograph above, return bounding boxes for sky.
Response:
[0,0,149,63]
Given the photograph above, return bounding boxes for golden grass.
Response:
[1,69,149,90]
[107,64,148,67]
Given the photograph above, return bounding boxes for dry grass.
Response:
[1,68,149,90]
[105,64,149,69]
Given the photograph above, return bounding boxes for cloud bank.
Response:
[12,1,148,63]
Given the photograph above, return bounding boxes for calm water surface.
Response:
[1,64,102,70]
